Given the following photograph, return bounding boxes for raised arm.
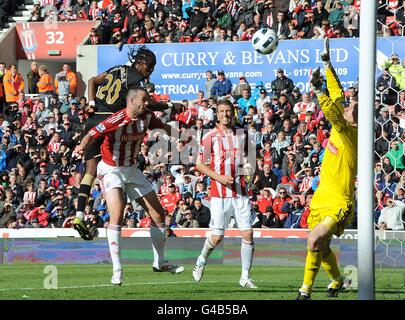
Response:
[74,131,95,156]
[310,38,346,131]
[311,38,357,151]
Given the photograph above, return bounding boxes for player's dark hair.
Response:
[128,45,156,68]
[216,99,235,114]
[127,87,148,99]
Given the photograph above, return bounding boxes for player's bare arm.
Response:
[195,162,234,186]
[87,72,108,108]
[74,133,95,155]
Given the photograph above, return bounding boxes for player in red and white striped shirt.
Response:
[88,107,162,167]
[192,100,257,289]
[75,88,184,285]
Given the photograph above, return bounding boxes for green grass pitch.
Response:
[0,264,403,300]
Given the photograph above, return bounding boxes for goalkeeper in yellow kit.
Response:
[297,38,358,300]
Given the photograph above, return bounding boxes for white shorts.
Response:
[209,196,255,231]
[97,160,154,200]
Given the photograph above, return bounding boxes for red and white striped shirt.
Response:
[299,176,314,193]
[177,110,193,125]
[89,109,165,167]
[88,5,102,18]
[47,139,61,153]
[40,0,57,6]
[199,127,248,198]
[293,101,317,121]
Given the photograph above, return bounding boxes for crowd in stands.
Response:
[0,0,404,231]
[24,0,405,46]
[374,53,405,231]
[0,49,404,231]
[0,0,25,30]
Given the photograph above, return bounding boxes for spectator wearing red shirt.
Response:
[300,195,312,228]
[77,9,89,20]
[159,175,176,196]
[160,184,182,214]
[177,101,193,126]
[256,188,273,214]
[303,111,318,132]
[127,30,146,44]
[261,141,272,166]
[47,132,62,154]
[272,187,292,223]
[27,205,49,227]
[321,19,336,38]
[139,215,152,228]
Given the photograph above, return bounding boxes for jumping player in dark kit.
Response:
[73,46,180,240]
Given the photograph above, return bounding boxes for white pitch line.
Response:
[0,280,232,292]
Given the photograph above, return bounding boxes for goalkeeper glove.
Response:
[321,37,332,69]
[310,67,325,96]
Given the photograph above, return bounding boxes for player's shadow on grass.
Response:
[122,287,285,297]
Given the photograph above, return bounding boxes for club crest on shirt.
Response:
[96,124,106,132]
[328,141,338,155]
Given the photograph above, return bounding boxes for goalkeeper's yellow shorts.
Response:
[307,203,354,237]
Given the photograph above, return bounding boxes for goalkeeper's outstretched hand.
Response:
[321,37,330,62]
[310,67,323,91]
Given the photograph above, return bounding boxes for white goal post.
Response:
[357,1,377,300]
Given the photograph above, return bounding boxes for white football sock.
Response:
[198,237,217,265]
[150,225,166,269]
[241,239,254,279]
[107,224,122,272]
